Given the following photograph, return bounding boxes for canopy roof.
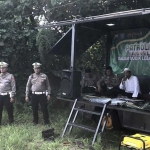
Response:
[38,8,150,56]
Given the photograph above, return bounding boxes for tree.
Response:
[0,0,46,103]
[1,0,150,103]
[37,0,150,72]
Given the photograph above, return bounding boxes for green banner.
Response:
[110,28,150,75]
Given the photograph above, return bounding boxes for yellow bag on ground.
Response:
[122,134,150,149]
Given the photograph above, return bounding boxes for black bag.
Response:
[42,128,54,141]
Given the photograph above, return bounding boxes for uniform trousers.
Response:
[0,95,14,124]
[95,87,120,98]
[31,94,49,124]
[119,89,141,99]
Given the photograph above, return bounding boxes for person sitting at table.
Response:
[80,68,97,93]
[119,68,141,99]
[96,66,120,98]
[92,66,121,129]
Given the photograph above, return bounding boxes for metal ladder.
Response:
[62,98,111,145]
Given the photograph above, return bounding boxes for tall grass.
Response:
[0,102,121,150]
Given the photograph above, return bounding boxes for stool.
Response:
[119,134,150,150]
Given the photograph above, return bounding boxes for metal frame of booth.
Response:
[57,97,150,133]
[37,8,150,133]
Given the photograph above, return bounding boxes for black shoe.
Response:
[33,123,38,126]
[33,121,38,125]
[9,120,14,125]
[44,120,50,126]
[44,123,51,127]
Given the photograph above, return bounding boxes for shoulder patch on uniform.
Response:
[41,74,46,77]
[29,74,34,78]
[11,76,15,81]
[6,73,10,76]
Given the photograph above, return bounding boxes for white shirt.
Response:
[119,75,140,97]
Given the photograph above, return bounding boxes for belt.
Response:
[107,87,113,89]
[0,92,9,96]
[32,92,46,95]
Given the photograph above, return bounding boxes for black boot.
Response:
[9,119,14,125]
[44,120,50,126]
[33,120,38,125]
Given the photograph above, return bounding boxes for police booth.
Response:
[37,8,150,145]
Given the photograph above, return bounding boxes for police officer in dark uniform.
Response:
[97,66,120,97]
[25,62,51,125]
[0,62,16,124]
[80,68,97,93]
[93,66,121,129]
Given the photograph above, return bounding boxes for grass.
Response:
[0,101,127,150]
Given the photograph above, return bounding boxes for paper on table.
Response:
[89,97,126,105]
[89,97,111,104]
[111,99,126,105]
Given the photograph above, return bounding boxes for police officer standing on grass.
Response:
[0,62,16,125]
[25,62,51,125]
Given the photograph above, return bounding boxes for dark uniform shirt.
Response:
[97,74,120,88]
[26,73,51,97]
[80,76,97,88]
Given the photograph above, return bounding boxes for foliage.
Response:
[0,105,120,150]
[45,0,150,22]
[0,0,45,70]
[0,0,45,103]
[76,38,106,74]
[36,28,71,71]
[36,29,57,64]
[37,0,150,73]
[1,0,150,104]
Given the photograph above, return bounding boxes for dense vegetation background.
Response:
[0,0,150,102]
[0,1,150,149]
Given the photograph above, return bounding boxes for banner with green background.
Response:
[110,28,150,75]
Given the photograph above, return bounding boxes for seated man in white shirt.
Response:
[119,68,141,99]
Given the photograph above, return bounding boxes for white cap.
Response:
[124,68,130,72]
[32,62,42,69]
[0,62,8,68]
